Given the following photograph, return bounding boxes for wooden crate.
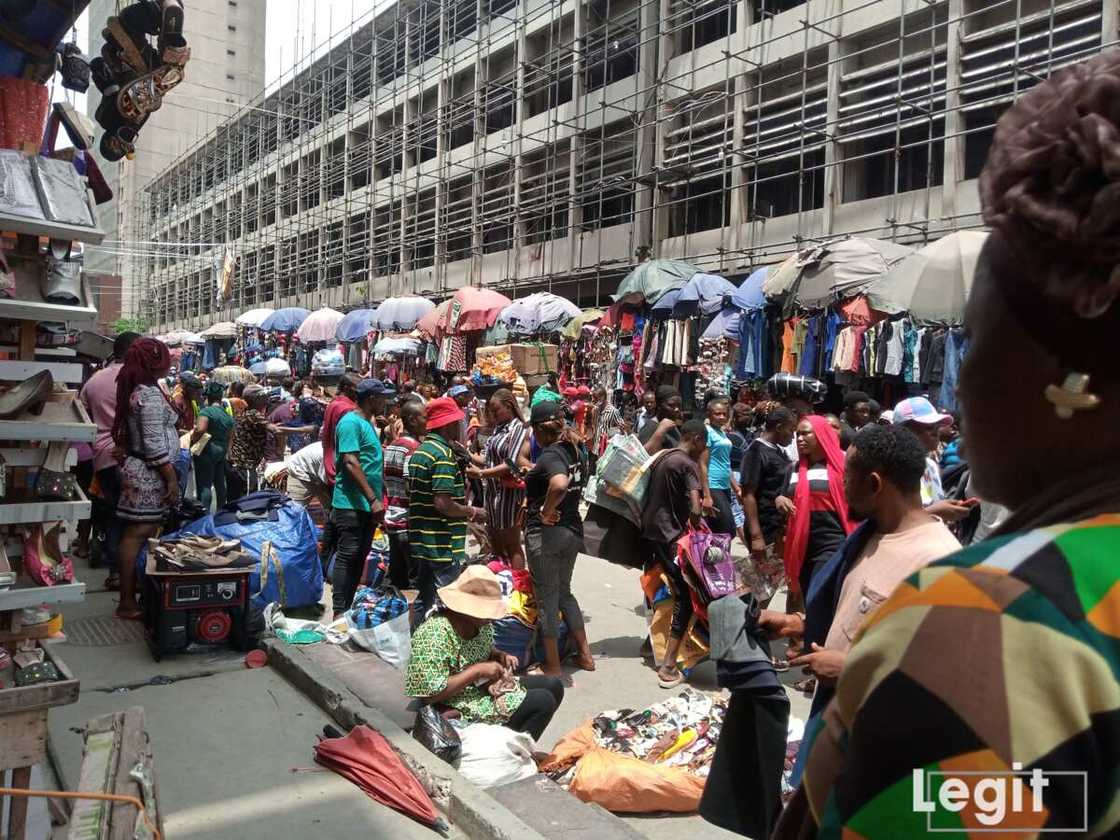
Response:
[0,641,79,721]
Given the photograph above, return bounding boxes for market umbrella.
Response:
[793,238,913,307]
[676,273,738,316]
[650,288,684,317]
[249,361,267,375]
[760,253,808,299]
[372,336,422,355]
[159,329,196,347]
[497,292,581,334]
[867,231,987,323]
[613,259,698,306]
[235,308,275,328]
[561,308,605,341]
[199,321,238,339]
[336,308,377,342]
[731,267,770,311]
[446,286,512,333]
[183,333,206,345]
[702,307,741,341]
[210,365,255,385]
[372,296,435,331]
[417,299,451,338]
[314,725,444,831]
[259,307,311,333]
[297,307,344,343]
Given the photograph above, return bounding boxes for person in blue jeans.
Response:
[330,379,389,616]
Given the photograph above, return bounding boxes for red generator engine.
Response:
[143,569,253,661]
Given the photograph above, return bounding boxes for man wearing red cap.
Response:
[408,396,487,623]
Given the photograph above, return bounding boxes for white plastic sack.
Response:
[456,723,539,789]
[349,609,411,669]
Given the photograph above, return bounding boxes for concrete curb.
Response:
[263,638,547,840]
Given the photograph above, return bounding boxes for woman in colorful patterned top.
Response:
[467,389,531,569]
[405,566,564,740]
[776,49,1120,839]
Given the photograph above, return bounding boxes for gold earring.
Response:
[1044,373,1101,420]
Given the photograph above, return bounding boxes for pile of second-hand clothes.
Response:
[541,689,725,814]
[581,688,727,777]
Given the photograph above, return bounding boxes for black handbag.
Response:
[412,705,462,765]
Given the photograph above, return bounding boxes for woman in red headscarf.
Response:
[112,338,181,620]
[782,414,853,600]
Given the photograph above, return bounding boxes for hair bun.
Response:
[980,48,1120,306]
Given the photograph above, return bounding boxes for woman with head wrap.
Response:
[782,414,853,600]
[112,338,180,620]
[774,50,1120,838]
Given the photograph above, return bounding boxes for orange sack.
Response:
[543,722,706,814]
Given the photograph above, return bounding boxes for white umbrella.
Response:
[372,337,423,356]
[200,321,238,339]
[372,296,436,331]
[868,231,987,323]
[160,329,197,347]
[497,292,581,334]
[235,308,275,328]
[770,238,913,308]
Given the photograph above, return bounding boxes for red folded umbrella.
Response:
[314,725,444,831]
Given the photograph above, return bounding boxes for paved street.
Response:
[43,571,461,840]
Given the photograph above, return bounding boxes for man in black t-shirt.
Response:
[741,407,797,564]
[641,419,707,688]
[638,385,684,454]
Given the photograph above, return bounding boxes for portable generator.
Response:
[143,569,253,661]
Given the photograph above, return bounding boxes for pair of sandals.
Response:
[90,0,190,161]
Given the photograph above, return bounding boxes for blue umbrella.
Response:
[676,273,738,315]
[732,267,770,311]
[259,307,311,333]
[702,307,741,341]
[336,308,377,342]
[249,361,268,375]
[650,288,683,317]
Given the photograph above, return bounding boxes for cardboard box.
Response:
[476,343,558,375]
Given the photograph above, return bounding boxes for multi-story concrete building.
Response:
[138,0,1116,333]
[84,0,267,316]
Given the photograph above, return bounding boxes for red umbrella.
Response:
[446,287,512,333]
[314,725,445,831]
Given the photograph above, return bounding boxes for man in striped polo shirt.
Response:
[408,396,487,624]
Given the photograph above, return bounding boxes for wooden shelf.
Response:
[0,485,90,525]
[0,271,98,329]
[0,581,85,612]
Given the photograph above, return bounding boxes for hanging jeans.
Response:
[331,508,374,615]
[939,328,969,413]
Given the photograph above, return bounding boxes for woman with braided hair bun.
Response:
[774,49,1120,838]
[111,337,180,620]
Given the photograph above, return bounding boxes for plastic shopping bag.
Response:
[413,705,462,765]
[350,609,411,669]
[456,724,539,788]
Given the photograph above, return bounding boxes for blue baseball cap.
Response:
[892,397,952,427]
[357,379,396,398]
[447,384,471,398]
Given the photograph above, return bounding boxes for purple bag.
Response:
[681,529,738,602]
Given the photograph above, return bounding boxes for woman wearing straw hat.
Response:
[405,566,565,740]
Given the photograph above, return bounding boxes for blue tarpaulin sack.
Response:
[170,491,324,610]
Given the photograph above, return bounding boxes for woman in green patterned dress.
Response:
[405,566,564,740]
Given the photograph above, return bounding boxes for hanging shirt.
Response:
[884,319,906,376]
[781,321,798,373]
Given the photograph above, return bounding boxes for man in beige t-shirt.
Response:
[760,424,962,681]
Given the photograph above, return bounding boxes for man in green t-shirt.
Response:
[329,378,392,615]
[408,396,487,623]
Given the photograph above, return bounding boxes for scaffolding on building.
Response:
[126,0,1116,331]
